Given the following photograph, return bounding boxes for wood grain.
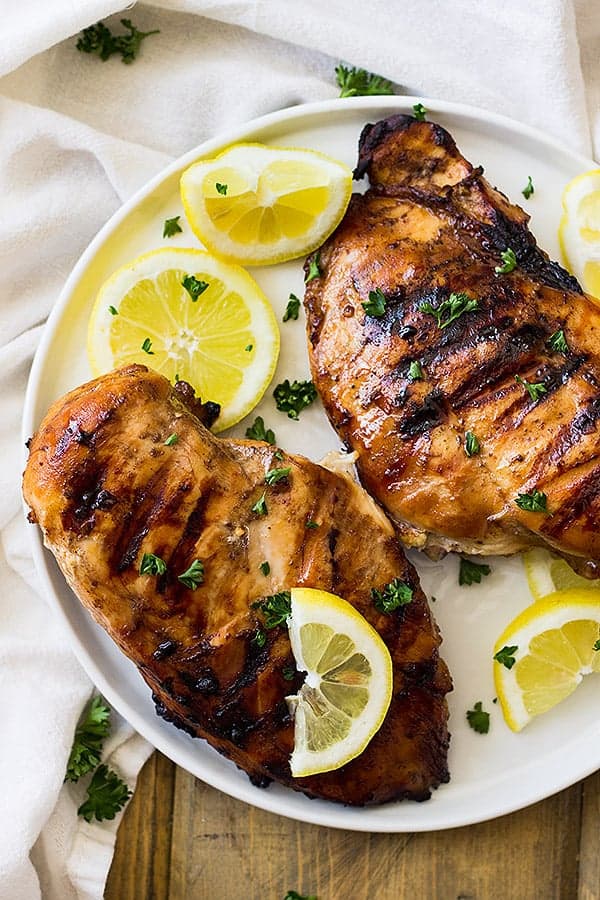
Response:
[106,754,595,900]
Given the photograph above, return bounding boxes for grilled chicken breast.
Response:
[305,113,600,573]
[23,365,451,805]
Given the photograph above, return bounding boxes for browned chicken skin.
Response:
[305,114,600,574]
[23,365,451,805]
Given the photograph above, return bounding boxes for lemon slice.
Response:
[87,248,279,432]
[180,143,352,265]
[559,168,600,296]
[494,589,600,731]
[285,587,393,778]
[523,548,600,602]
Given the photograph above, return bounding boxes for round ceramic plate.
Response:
[23,97,600,832]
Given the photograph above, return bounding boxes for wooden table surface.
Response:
[105,754,599,899]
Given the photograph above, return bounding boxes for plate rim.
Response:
[21,95,599,833]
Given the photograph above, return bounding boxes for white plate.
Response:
[23,97,600,832]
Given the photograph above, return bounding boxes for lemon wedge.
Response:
[180,143,352,266]
[559,168,600,296]
[523,548,600,602]
[494,589,600,732]
[285,587,393,778]
[87,248,279,432]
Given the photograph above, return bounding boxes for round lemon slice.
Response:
[494,589,600,732]
[180,143,352,266]
[285,587,393,778]
[523,548,600,602]
[559,168,600,297]
[87,247,279,432]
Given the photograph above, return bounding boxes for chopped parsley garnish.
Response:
[252,492,268,516]
[547,329,569,354]
[464,431,481,457]
[78,764,132,822]
[495,247,517,275]
[273,379,317,419]
[305,253,321,283]
[253,628,267,648]
[408,360,423,381]
[514,374,547,403]
[177,559,205,589]
[163,216,182,238]
[260,561,271,576]
[466,701,490,734]
[108,305,118,316]
[181,274,209,301]
[252,591,292,629]
[522,176,535,199]
[419,291,478,329]
[76,18,159,64]
[362,288,387,318]
[305,519,319,529]
[245,416,276,444]
[265,466,291,486]
[215,182,228,195]
[164,433,178,446]
[459,558,491,586]
[515,489,547,513]
[371,578,413,613]
[282,667,296,681]
[283,293,301,322]
[141,337,154,355]
[335,64,393,98]
[140,553,167,576]
[245,344,253,352]
[412,102,427,121]
[65,696,111,782]
[594,639,600,651]
[493,645,518,669]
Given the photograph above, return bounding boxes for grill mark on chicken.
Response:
[23,365,451,806]
[542,467,600,536]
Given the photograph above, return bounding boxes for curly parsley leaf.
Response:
[252,492,268,516]
[163,216,182,238]
[260,560,270,576]
[371,577,413,613]
[495,247,517,275]
[522,176,535,199]
[65,696,111,783]
[514,374,547,403]
[464,431,481,457]
[459,558,491,586]
[245,416,276,444]
[273,379,317,420]
[408,360,423,381]
[215,182,228,195]
[108,305,118,316]
[466,701,490,734]
[412,102,427,121]
[547,329,569,354]
[141,337,154,355]
[362,288,387,318]
[594,639,600,652]
[140,553,167,576]
[305,519,319,529]
[419,291,478,329]
[252,591,292,629]
[76,18,159,64]
[164,433,178,446]
[177,559,205,589]
[181,274,209,301]
[493,644,518,670]
[515,489,547,513]
[335,64,393,98]
[283,293,301,322]
[253,628,267,648]
[305,253,321,283]
[265,466,291,486]
[77,764,132,822]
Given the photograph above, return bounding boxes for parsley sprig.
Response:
[515,489,547,513]
[335,64,393,98]
[163,216,182,238]
[252,591,292,629]
[408,360,424,381]
[283,294,301,322]
[371,578,413,613]
[65,696,111,782]
[182,274,209,301]
[245,416,276,444]
[362,288,387,318]
[522,176,535,199]
[547,329,569,354]
[140,552,167,576]
[459,558,491,586]
[514,374,547,403]
[76,19,159,64]
[273,379,317,420]
[265,466,291,486]
[305,253,321,283]
[412,102,427,121]
[495,248,517,275]
[419,292,478,329]
[466,701,490,734]
[464,431,481,457]
[78,764,132,822]
[177,559,204,589]
[493,645,518,669]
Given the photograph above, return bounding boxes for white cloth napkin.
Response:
[1,2,599,897]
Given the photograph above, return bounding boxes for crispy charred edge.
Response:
[354,112,462,181]
[172,379,220,429]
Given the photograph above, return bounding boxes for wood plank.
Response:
[166,769,584,900]
[105,751,176,900]
[578,769,600,900]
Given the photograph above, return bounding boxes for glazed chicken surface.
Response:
[305,113,600,573]
[23,365,451,806]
